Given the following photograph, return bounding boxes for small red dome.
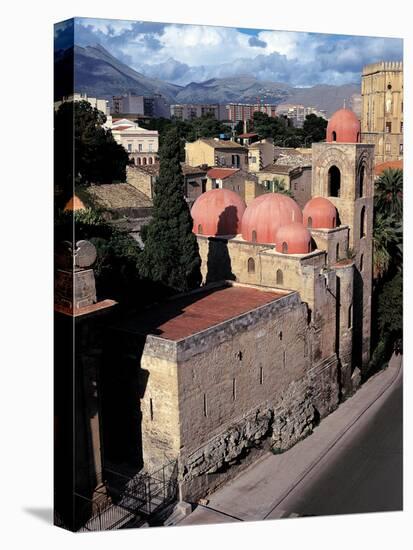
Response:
[303,196,337,229]
[191,189,246,236]
[63,195,86,212]
[275,222,312,254]
[326,108,360,143]
[241,193,302,244]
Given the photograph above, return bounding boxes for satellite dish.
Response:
[74,240,97,268]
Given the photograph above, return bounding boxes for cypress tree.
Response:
[138,127,202,293]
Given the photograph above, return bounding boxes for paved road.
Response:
[180,357,403,526]
[268,367,403,518]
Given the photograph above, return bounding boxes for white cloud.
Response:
[79,18,134,37]
[73,19,403,87]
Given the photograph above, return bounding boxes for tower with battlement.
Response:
[361,61,403,164]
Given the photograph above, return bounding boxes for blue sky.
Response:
[55,18,403,87]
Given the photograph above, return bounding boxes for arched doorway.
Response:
[247,258,255,273]
[276,269,283,285]
[328,165,341,197]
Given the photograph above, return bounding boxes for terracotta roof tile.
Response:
[207,168,240,179]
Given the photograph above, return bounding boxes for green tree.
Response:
[187,113,228,142]
[54,101,129,197]
[138,127,202,292]
[375,168,403,220]
[372,212,402,279]
[302,113,328,143]
[377,272,403,341]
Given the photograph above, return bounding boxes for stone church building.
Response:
[138,108,374,501]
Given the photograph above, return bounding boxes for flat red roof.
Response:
[207,168,239,180]
[125,285,286,341]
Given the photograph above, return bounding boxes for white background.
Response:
[0,1,411,548]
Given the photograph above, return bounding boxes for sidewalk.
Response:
[179,354,402,525]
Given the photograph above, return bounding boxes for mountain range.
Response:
[54,44,361,117]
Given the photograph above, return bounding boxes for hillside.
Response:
[55,44,361,116]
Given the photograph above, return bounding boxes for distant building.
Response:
[205,168,261,204]
[127,163,208,204]
[111,118,159,165]
[276,104,327,128]
[54,92,110,116]
[227,103,277,123]
[247,139,276,171]
[361,61,403,163]
[170,104,227,121]
[185,138,249,170]
[250,146,313,207]
[112,93,170,118]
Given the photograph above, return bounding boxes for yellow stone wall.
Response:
[140,351,181,470]
[361,61,403,163]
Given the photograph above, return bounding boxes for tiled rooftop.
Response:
[124,285,287,341]
[207,168,239,179]
[76,184,153,209]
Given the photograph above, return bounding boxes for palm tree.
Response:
[266,177,294,198]
[373,212,402,279]
[375,168,403,220]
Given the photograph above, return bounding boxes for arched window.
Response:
[348,304,353,328]
[149,157,153,165]
[328,165,341,197]
[360,253,364,272]
[252,230,257,243]
[360,206,366,238]
[131,158,136,165]
[336,243,340,261]
[359,165,365,197]
[137,157,141,165]
[198,224,203,234]
[282,242,288,254]
[308,216,313,229]
[143,157,147,165]
[332,130,337,141]
[247,258,255,273]
[276,269,283,285]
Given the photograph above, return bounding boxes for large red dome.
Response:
[326,108,360,143]
[275,222,312,254]
[191,188,246,237]
[241,193,303,244]
[303,196,337,229]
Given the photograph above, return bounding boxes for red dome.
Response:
[326,108,360,143]
[275,222,312,254]
[191,188,246,236]
[303,196,337,229]
[241,193,302,244]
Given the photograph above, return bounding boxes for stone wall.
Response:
[126,166,153,198]
[178,355,339,501]
[310,226,349,266]
[139,286,340,501]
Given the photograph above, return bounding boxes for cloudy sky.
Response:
[56,18,403,87]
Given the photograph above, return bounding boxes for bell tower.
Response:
[312,111,374,372]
